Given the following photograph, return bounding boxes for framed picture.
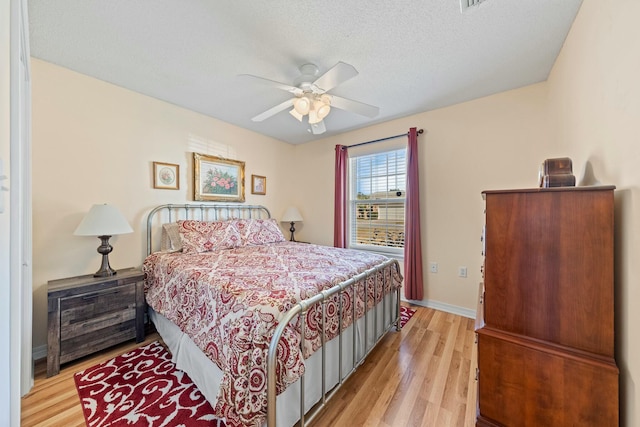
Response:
[251,174,266,195]
[193,152,245,202]
[153,162,180,190]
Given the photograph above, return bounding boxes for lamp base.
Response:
[289,221,297,242]
[94,235,117,277]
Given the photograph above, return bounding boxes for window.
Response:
[349,148,406,254]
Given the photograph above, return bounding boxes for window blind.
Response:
[349,148,406,252]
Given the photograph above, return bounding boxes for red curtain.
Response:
[334,145,348,248]
[404,128,424,300]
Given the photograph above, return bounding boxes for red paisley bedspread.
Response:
[143,242,402,427]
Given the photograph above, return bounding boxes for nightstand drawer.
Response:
[60,321,137,364]
[60,284,136,337]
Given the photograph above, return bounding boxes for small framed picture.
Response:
[153,162,180,190]
[251,175,266,195]
[194,153,245,202]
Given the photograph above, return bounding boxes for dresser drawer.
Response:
[477,328,618,427]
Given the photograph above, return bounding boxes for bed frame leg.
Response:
[395,287,401,332]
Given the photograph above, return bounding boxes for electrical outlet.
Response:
[458,266,468,278]
[429,262,438,273]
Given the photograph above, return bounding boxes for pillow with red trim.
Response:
[177,220,241,254]
[233,218,286,246]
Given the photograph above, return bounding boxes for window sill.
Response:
[350,246,404,261]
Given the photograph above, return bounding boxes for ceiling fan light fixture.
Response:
[308,109,321,124]
[315,99,331,120]
[293,96,311,115]
[289,108,303,122]
[242,62,378,134]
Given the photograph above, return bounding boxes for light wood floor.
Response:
[21,305,477,427]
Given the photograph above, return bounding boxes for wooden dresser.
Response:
[47,268,146,377]
[476,186,619,426]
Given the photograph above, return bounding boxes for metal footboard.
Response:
[267,258,401,427]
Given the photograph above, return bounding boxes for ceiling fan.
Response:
[239,62,379,135]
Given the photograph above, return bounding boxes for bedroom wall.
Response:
[30,59,296,352]
[291,82,555,314]
[545,0,640,425]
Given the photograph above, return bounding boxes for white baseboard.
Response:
[402,298,476,319]
[32,344,47,362]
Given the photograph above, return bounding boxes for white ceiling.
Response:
[28,0,583,145]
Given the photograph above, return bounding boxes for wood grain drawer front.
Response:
[60,322,136,364]
[477,330,618,427]
[60,284,136,339]
[58,282,139,364]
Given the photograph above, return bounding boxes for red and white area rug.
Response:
[74,341,224,427]
[400,305,416,327]
[75,309,417,426]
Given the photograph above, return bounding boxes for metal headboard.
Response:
[146,203,271,255]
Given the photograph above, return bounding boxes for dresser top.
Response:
[482,185,615,197]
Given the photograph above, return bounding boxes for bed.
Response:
[143,204,403,427]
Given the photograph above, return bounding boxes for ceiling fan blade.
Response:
[310,120,326,135]
[251,98,294,122]
[330,95,380,118]
[238,74,303,96]
[312,62,359,92]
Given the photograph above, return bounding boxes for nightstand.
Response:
[47,267,146,377]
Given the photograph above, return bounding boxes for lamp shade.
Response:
[289,108,304,122]
[315,100,331,120]
[293,97,311,115]
[281,206,303,223]
[307,109,321,125]
[74,204,133,236]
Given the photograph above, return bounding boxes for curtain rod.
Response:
[344,128,423,149]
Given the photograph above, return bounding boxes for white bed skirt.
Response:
[149,290,397,427]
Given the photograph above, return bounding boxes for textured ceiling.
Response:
[28,0,583,145]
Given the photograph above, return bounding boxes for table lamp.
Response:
[281,206,303,242]
[74,204,133,277]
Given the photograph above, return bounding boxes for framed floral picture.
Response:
[251,174,266,195]
[153,162,180,190]
[193,152,245,202]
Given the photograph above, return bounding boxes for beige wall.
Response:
[292,83,554,312]
[31,59,296,349]
[546,0,640,425]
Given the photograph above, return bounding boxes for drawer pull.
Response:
[82,290,119,300]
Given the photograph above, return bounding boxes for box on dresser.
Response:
[47,267,146,377]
